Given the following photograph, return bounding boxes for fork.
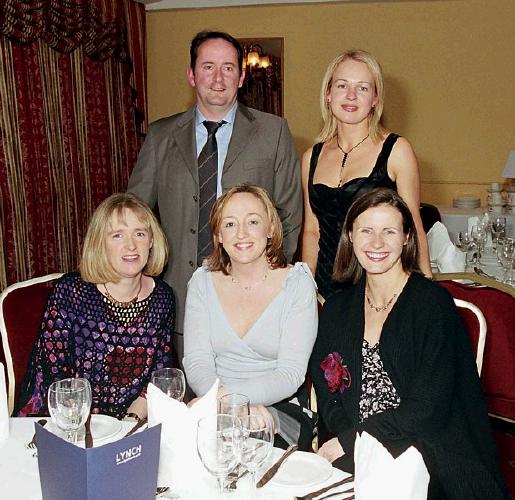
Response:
[26,419,48,456]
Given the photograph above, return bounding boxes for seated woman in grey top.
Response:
[183,184,318,448]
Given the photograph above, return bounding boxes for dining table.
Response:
[0,417,354,500]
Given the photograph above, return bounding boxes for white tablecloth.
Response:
[437,206,515,242]
[0,418,353,500]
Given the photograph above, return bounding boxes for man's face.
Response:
[187,38,245,120]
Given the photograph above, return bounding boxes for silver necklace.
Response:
[336,133,369,187]
[230,272,268,292]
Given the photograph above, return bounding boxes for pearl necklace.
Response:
[103,280,142,308]
[336,133,369,187]
[230,272,268,292]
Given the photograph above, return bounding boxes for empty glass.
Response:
[490,217,506,250]
[498,238,515,284]
[470,225,488,263]
[151,368,186,401]
[197,414,242,498]
[48,378,92,444]
[238,414,274,500]
[218,393,250,418]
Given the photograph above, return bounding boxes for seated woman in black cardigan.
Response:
[309,188,507,499]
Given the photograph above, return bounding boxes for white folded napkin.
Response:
[427,221,466,272]
[354,431,429,500]
[0,362,9,444]
[467,216,479,234]
[147,379,219,496]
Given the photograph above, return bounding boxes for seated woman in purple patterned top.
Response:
[16,193,175,420]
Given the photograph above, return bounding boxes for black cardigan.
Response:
[309,273,507,499]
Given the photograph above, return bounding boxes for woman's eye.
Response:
[249,219,259,225]
[359,86,369,92]
[225,222,235,228]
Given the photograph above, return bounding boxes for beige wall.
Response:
[145,0,514,206]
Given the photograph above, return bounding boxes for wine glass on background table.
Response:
[218,393,250,418]
[470,224,488,263]
[490,217,506,250]
[48,378,91,444]
[238,414,274,500]
[151,368,186,401]
[498,238,515,284]
[197,414,242,499]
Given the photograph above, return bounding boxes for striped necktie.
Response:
[197,120,225,266]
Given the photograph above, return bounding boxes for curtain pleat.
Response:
[0,0,146,289]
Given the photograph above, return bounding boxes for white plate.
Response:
[267,450,332,488]
[47,414,122,444]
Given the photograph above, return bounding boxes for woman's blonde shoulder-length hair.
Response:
[316,49,386,144]
[80,193,168,283]
[207,184,287,274]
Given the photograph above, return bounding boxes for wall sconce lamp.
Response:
[243,44,271,70]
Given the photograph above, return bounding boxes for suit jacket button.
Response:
[190,228,196,234]
[193,195,198,202]
[189,260,194,267]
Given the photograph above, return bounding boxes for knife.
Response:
[85,414,93,448]
[256,444,298,488]
[124,416,148,437]
[295,475,354,499]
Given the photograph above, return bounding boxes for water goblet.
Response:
[48,378,92,444]
[498,238,515,284]
[218,393,250,418]
[197,414,242,499]
[238,414,274,500]
[151,367,186,401]
[470,225,487,263]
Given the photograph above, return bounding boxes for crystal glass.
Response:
[498,238,515,284]
[48,378,92,444]
[151,368,186,401]
[218,393,250,418]
[490,217,506,250]
[455,231,471,251]
[470,225,488,263]
[238,414,274,500]
[197,414,242,499]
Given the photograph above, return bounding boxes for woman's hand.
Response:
[317,437,344,463]
[250,404,276,433]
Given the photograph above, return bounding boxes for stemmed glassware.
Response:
[218,393,250,418]
[498,238,515,284]
[238,414,274,500]
[197,414,242,499]
[490,217,506,250]
[470,224,488,263]
[151,368,186,401]
[48,378,92,444]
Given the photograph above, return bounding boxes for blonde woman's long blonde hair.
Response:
[316,49,386,144]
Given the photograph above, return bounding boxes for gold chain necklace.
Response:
[365,291,397,312]
[103,280,142,308]
[230,272,268,292]
[336,133,369,187]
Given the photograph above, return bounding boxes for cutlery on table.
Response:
[227,466,250,490]
[155,486,170,496]
[124,416,148,437]
[294,475,354,500]
[26,419,48,453]
[256,443,298,488]
[317,487,354,499]
[85,413,93,448]
[473,267,496,280]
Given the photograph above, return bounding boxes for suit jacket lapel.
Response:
[223,104,257,172]
[174,107,197,182]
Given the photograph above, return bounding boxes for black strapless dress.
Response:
[308,133,398,298]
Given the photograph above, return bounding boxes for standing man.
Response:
[128,31,302,340]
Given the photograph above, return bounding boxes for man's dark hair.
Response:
[190,31,243,74]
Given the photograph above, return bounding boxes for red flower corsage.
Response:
[320,352,352,393]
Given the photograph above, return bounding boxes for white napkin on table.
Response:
[147,379,219,496]
[0,362,9,444]
[354,431,429,500]
[427,221,466,272]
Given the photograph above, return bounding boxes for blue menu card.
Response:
[36,421,161,500]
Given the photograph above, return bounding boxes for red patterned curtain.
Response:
[0,0,147,289]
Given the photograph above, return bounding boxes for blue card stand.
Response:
[35,422,161,500]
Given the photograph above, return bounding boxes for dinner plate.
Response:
[267,450,332,488]
[47,414,122,444]
[452,279,487,288]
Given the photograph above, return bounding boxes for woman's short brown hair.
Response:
[80,193,168,283]
[207,184,287,274]
[333,188,420,284]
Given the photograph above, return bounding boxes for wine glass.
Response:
[455,231,471,251]
[490,217,506,250]
[197,414,242,498]
[470,225,488,263]
[151,368,186,401]
[48,378,92,444]
[498,238,515,284]
[218,393,250,418]
[238,414,274,500]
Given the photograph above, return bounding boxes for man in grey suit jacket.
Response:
[128,31,302,337]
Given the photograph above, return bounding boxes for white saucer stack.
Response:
[453,196,481,209]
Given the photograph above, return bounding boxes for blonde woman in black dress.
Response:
[301,49,431,298]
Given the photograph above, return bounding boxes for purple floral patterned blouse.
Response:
[16,273,175,419]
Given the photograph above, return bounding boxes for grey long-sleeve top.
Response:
[183,263,318,406]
